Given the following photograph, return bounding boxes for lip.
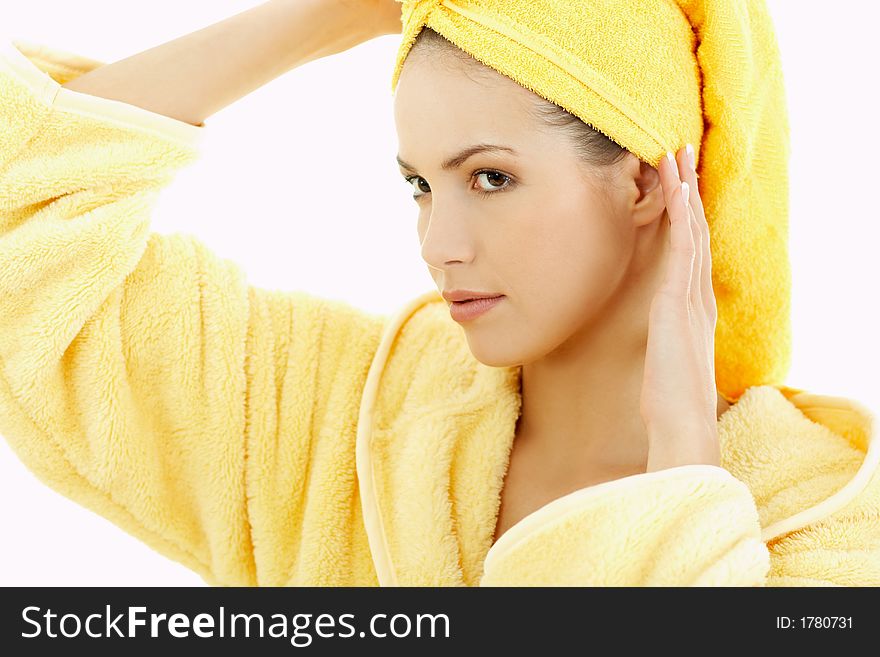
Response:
[448,295,505,322]
[442,289,504,303]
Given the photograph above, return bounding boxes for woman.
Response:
[0,0,877,586]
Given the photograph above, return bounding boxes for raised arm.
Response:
[60,0,401,126]
[1,0,396,586]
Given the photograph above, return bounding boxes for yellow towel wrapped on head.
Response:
[391,0,792,404]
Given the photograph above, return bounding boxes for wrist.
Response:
[645,427,721,472]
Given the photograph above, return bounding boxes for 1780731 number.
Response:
[776,617,853,629]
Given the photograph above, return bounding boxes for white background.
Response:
[1,0,877,585]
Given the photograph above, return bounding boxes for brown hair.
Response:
[407,27,630,186]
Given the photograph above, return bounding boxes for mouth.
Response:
[448,295,506,322]
[451,295,503,304]
[443,290,505,303]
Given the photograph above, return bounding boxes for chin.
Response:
[463,327,556,368]
[462,334,522,368]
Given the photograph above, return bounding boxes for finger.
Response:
[677,159,701,311]
[678,145,706,221]
[685,187,702,310]
[676,150,701,294]
[660,151,695,300]
[678,146,716,320]
[677,149,716,372]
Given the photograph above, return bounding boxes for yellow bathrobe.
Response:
[2,39,878,587]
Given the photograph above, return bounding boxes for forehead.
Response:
[393,54,542,156]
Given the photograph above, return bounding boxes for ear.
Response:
[624,155,667,228]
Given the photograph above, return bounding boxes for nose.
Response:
[419,205,476,269]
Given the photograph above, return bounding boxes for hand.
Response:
[640,144,721,472]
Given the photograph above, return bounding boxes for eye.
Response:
[473,170,513,197]
[402,169,514,200]
[403,174,431,199]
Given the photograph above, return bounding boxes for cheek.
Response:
[514,206,625,340]
[453,199,628,368]
[523,206,619,299]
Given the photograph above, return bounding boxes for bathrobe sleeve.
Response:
[479,464,772,586]
[480,459,880,586]
[0,40,385,586]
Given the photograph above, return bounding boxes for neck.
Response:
[516,316,653,470]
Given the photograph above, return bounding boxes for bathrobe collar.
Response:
[355,290,878,586]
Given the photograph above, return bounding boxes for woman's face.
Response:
[393,52,652,368]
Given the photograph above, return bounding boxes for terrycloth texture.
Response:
[369,293,879,586]
[2,40,878,587]
[390,0,792,404]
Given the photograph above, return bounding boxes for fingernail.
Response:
[686,143,695,169]
[681,181,690,204]
[666,151,676,170]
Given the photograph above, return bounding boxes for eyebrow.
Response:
[396,143,518,173]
